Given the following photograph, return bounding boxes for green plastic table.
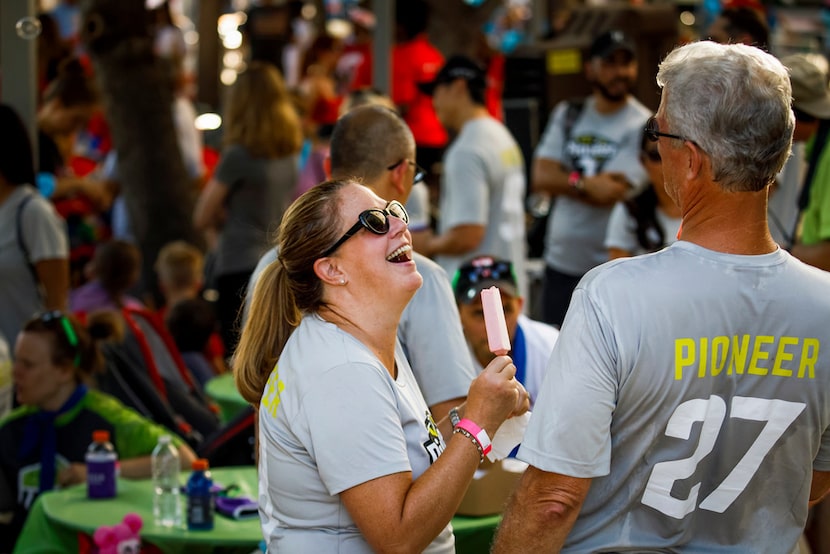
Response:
[15,466,500,554]
[15,467,260,554]
[204,373,248,423]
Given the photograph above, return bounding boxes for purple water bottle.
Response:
[86,430,117,499]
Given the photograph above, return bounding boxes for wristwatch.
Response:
[449,407,461,428]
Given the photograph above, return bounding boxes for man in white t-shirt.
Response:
[452,255,557,409]
[413,56,528,298]
[494,41,830,553]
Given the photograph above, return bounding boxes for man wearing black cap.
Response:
[414,55,528,300]
[531,29,651,327]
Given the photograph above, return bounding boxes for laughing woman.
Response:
[235,179,528,552]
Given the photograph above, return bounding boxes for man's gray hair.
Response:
[656,41,794,192]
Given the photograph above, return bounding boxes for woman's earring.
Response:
[341,278,346,285]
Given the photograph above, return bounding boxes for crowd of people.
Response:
[2,1,830,552]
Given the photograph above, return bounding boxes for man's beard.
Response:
[593,78,633,102]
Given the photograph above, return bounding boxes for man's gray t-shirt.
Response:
[520,242,830,553]
[0,186,68,346]
[535,96,650,276]
[436,116,528,297]
[213,145,299,276]
[258,314,454,553]
[245,249,475,407]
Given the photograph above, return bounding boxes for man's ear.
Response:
[390,160,407,196]
[686,141,705,181]
[313,256,347,286]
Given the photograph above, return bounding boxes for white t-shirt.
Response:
[0,186,68,346]
[258,314,455,553]
[436,116,528,297]
[520,242,830,552]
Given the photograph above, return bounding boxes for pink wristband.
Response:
[455,418,492,457]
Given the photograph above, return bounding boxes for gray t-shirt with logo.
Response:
[259,314,454,553]
[520,242,830,552]
[535,96,650,276]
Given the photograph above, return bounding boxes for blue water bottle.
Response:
[186,458,214,530]
[86,430,118,499]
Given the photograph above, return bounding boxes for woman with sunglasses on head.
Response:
[0,312,196,550]
[605,123,682,259]
[235,179,528,553]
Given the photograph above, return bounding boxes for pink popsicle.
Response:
[481,286,511,356]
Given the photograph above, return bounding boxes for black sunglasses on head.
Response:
[322,200,409,257]
[39,310,81,367]
[387,159,427,186]
[452,258,516,290]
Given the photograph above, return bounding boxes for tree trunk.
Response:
[81,0,200,305]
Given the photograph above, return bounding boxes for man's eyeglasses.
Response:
[643,149,662,163]
[387,159,426,186]
[39,310,80,367]
[322,200,409,257]
[644,116,697,146]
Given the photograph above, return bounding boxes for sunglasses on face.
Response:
[387,159,427,186]
[39,310,80,367]
[322,200,410,257]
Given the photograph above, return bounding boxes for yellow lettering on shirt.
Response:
[747,335,774,375]
[261,363,285,418]
[675,338,695,380]
[799,338,819,379]
[673,336,820,380]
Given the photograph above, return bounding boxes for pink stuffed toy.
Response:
[93,512,143,554]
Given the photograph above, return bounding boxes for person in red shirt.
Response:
[392,2,447,184]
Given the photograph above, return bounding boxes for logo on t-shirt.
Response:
[17,455,71,509]
[566,134,619,177]
[422,412,445,463]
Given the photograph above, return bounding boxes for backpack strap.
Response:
[16,192,39,283]
[563,98,586,146]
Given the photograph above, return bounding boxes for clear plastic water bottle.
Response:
[186,458,214,530]
[151,435,182,527]
[86,430,117,499]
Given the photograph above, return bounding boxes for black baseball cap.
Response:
[417,55,486,97]
[589,30,636,60]
[452,256,519,305]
